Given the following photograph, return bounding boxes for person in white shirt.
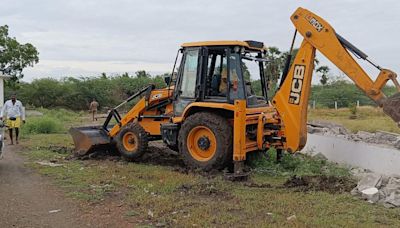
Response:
[0,94,25,145]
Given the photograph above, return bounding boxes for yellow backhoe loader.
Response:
[70,7,400,173]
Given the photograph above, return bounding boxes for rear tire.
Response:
[116,123,148,161]
[178,112,232,171]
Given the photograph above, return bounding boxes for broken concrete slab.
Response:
[357,173,383,191]
[384,190,400,207]
[307,121,400,149]
[350,167,371,180]
[37,161,63,167]
[348,171,400,207]
[307,125,324,134]
[361,187,379,203]
[355,131,374,141]
[394,140,400,149]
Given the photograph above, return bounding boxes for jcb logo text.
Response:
[289,65,305,105]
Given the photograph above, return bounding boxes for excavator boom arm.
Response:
[291,8,400,103]
[273,7,400,153]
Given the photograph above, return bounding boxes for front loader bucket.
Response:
[69,126,112,156]
[383,92,400,124]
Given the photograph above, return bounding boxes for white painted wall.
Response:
[304,134,400,175]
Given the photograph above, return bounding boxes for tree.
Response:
[264,47,285,96]
[0,25,39,83]
[316,66,330,85]
[135,70,151,78]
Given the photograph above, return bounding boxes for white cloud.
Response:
[1,0,400,83]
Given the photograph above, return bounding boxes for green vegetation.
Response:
[15,110,400,226]
[22,109,81,135]
[3,43,396,113]
[308,106,400,133]
[20,132,400,227]
[310,80,397,108]
[22,117,62,134]
[248,149,350,177]
[6,71,167,111]
[0,25,39,85]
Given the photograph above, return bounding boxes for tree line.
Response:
[1,24,396,111]
[5,71,396,111]
[5,71,167,110]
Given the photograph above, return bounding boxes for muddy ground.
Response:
[0,145,147,227]
[1,141,367,227]
[0,145,86,228]
[69,142,357,193]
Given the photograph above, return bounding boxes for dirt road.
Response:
[0,145,87,228]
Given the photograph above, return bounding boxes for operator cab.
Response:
[169,40,269,115]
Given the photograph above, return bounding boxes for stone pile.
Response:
[307,120,400,149]
[350,169,400,208]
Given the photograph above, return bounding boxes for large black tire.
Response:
[178,112,233,171]
[116,123,148,161]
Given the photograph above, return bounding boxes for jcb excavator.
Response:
[70,7,400,172]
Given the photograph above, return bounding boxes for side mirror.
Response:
[164,75,171,85]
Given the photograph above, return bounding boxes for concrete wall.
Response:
[304,134,400,175]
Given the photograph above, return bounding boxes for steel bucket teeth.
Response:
[383,92,400,124]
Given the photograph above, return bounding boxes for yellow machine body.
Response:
[70,7,400,171]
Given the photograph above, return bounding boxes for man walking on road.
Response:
[1,94,25,145]
[89,98,99,121]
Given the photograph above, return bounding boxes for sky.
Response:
[2,0,400,83]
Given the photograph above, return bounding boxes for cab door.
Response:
[174,47,205,116]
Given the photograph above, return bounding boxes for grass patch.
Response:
[15,107,400,226]
[22,116,63,134]
[20,135,400,227]
[308,106,400,133]
[248,149,350,178]
[22,108,85,136]
[36,108,81,123]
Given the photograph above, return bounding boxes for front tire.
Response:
[178,112,232,171]
[116,123,148,161]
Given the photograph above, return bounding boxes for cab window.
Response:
[180,49,199,97]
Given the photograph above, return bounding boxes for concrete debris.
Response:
[37,161,63,167]
[286,215,296,221]
[356,173,383,191]
[350,167,371,180]
[394,140,400,149]
[148,209,154,218]
[49,209,61,214]
[308,121,400,149]
[361,187,379,203]
[352,172,400,207]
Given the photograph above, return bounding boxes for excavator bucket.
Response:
[69,126,112,156]
[383,92,400,124]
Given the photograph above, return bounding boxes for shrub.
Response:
[349,102,358,119]
[248,149,350,177]
[22,117,63,134]
[37,108,80,123]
